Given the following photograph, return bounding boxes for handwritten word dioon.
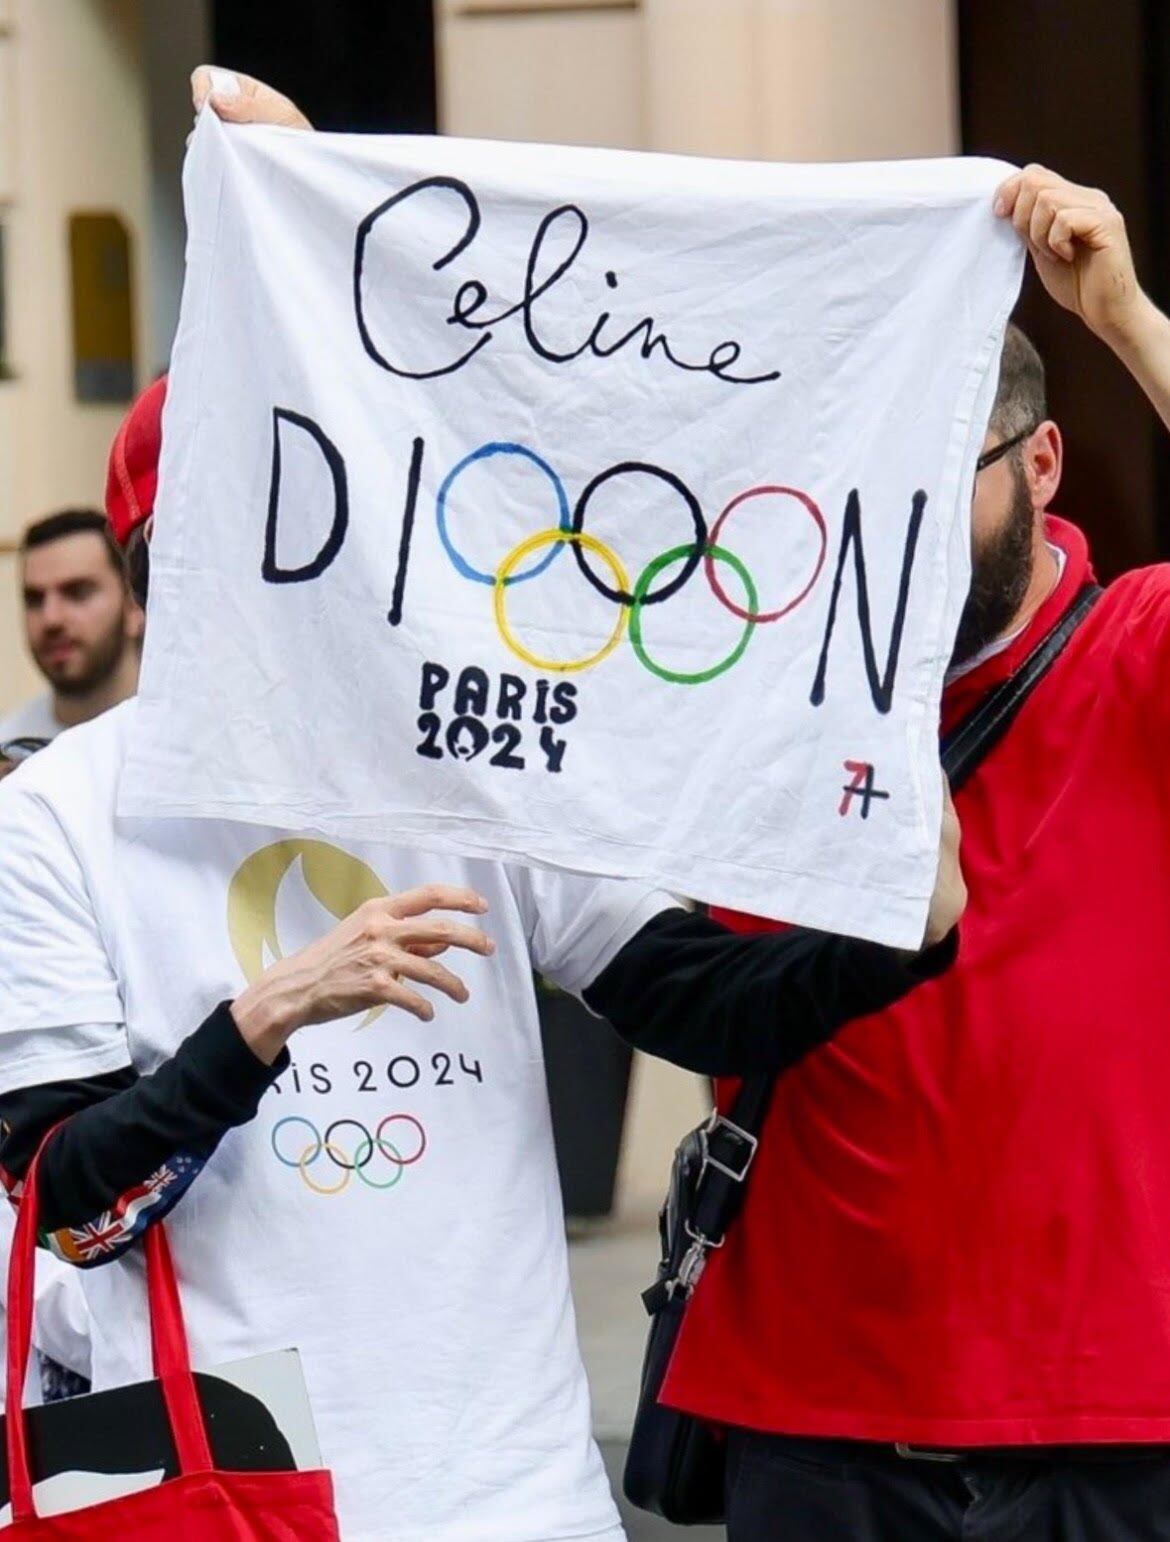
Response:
[262,413,927,714]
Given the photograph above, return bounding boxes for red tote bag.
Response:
[2,1134,340,1538]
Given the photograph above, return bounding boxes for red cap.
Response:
[105,375,167,547]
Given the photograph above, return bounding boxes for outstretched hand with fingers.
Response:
[231,885,495,1063]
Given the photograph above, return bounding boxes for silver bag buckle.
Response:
[699,1112,759,1183]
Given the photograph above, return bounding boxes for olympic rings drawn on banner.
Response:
[705,486,827,623]
[570,462,707,607]
[437,443,570,587]
[270,1114,428,1196]
[495,530,630,674]
[436,443,827,684]
[630,544,757,685]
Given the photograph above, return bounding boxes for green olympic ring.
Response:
[353,1136,406,1190]
[629,544,758,684]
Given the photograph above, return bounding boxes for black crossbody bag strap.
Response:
[657,581,1102,1299]
[941,581,1101,789]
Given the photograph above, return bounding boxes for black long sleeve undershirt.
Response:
[0,1004,285,1247]
[583,907,957,1075]
[0,912,954,1256]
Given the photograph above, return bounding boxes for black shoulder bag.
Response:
[622,582,1101,1525]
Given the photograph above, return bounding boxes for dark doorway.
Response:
[211,0,437,134]
[959,0,1170,573]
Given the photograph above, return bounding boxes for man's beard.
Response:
[35,615,129,698]
[950,464,1037,669]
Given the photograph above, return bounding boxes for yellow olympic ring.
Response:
[298,1141,352,1196]
[494,529,630,674]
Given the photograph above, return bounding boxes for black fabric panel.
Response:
[585,908,957,1076]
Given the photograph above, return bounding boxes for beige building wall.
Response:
[646,0,958,160]
[439,0,957,161]
[0,0,152,714]
[441,2,646,150]
[437,0,958,1214]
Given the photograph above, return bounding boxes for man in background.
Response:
[0,509,143,746]
[0,504,145,1375]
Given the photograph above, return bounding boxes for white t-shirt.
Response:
[0,700,674,1541]
[0,692,61,745]
[0,686,93,1407]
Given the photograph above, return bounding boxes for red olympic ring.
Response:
[376,1112,427,1166]
[704,485,827,624]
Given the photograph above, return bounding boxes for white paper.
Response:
[0,1469,166,1525]
[120,113,1023,946]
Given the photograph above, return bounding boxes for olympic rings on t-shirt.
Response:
[494,530,631,674]
[299,1142,355,1196]
[351,1137,406,1191]
[436,443,829,684]
[271,1116,323,1168]
[375,1113,427,1165]
[270,1114,428,1197]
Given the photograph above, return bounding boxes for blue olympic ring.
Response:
[436,442,571,587]
[271,1115,322,1168]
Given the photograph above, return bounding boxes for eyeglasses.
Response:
[975,425,1038,474]
[0,737,50,765]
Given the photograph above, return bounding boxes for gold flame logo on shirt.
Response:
[227,839,389,1026]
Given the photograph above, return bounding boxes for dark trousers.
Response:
[725,1432,1170,1541]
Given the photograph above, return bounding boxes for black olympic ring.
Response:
[570,461,708,607]
[324,1118,378,1170]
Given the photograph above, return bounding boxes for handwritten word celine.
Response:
[354,177,781,388]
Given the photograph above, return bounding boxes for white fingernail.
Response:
[206,66,242,100]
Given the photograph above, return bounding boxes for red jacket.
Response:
[664,518,1170,1446]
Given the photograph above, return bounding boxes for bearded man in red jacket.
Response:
[661,169,1170,1542]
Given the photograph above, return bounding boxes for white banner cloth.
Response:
[120,112,1022,946]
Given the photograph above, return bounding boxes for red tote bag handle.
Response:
[144,1224,215,1472]
[5,1126,213,1523]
